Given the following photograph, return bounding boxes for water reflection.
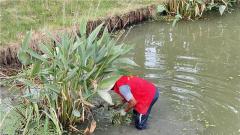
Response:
[144,47,157,68]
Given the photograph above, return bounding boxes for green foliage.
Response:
[157,4,167,13]
[156,0,238,26]
[3,22,137,134]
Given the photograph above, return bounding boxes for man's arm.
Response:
[119,85,137,113]
[124,97,137,112]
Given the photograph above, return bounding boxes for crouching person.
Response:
[112,75,159,129]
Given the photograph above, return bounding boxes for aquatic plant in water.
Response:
[157,0,238,26]
[111,111,132,126]
[2,21,137,134]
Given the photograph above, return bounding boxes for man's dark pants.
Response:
[133,87,160,130]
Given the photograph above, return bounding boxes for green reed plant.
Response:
[3,21,137,134]
[157,0,238,26]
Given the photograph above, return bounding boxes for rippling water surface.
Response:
[96,10,240,135]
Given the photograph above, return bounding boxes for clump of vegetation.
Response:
[1,21,137,134]
[107,100,133,126]
[111,111,132,126]
[156,0,238,26]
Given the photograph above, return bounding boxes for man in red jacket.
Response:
[112,75,159,129]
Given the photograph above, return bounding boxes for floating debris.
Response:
[209,124,216,127]
[182,128,187,131]
[200,89,205,92]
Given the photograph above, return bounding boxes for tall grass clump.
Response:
[2,21,137,134]
[157,0,238,26]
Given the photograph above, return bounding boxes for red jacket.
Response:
[113,76,156,114]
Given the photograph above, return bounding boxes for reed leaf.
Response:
[18,50,30,65]
[38,43,53,58]
[97,90,113,105]
[22,31,32,50]
[98,75,120,90]
[26,49,47,63]
[114,58,139,67]
[30,61,41,77]
[87,23,104,46]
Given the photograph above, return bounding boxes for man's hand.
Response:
[119,109,126,116]
[109,103,122,109]
[108,98,126,109]
[124,97,137,113]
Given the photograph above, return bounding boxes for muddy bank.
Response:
[0,5,156,66]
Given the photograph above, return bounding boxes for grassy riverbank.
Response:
[0,0,163,46]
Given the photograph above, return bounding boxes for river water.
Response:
[95,10,240,135]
